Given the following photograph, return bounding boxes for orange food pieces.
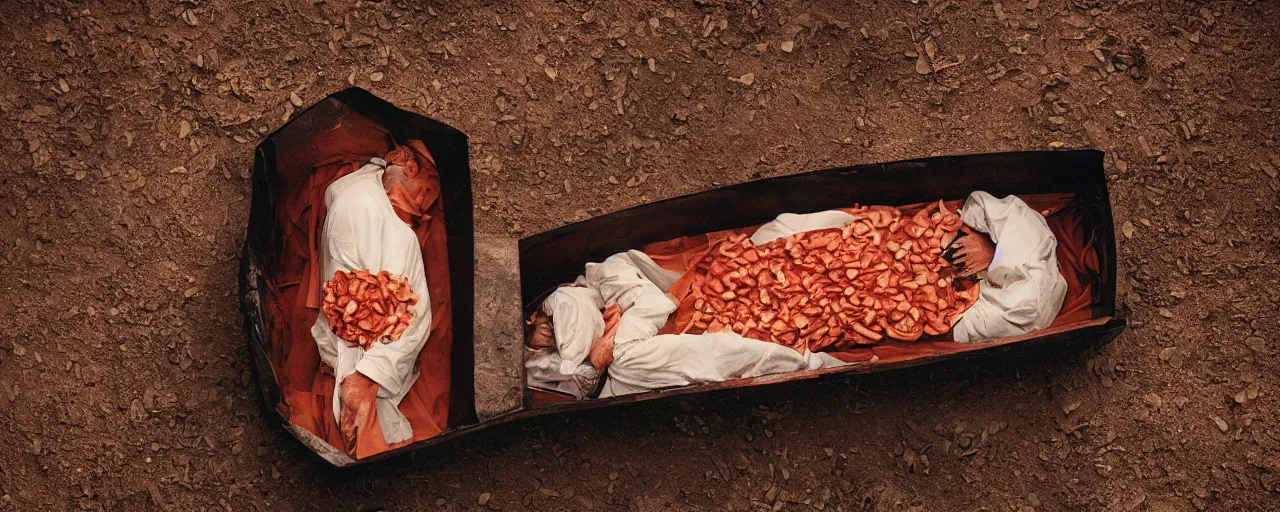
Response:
[682,200,978,352]
[321,269,419,350]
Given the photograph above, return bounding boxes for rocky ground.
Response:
[1,0,1278,510]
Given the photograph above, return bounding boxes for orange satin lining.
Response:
[262,111,452,459]
[647,194,1099,364]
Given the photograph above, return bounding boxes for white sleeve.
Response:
[525,350,600,400]
[584,253,677,344]
[601,332,812,397]
[540,287,605,375]
[351,225,433,399]
[750,210,856,246]
[952,191,1068,342]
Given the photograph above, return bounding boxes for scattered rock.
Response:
[1261,161,1277,179]
[730,73,755,86]
[1121,221,1135,239]
[478,493,491,506]
[1210,414,1228,433]
[780,40,795,53]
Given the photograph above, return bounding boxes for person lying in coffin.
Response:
[525,192,1068,399]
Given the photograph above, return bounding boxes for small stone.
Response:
[1158,346,1177,361]
[1158,308,1174,319]
[1210,414,1228,433]
[478,493,491,506]
[1142,393,1162,408]
[1121,221,1134,239]
[289,92,303,107]
[732,73,755,86]
[369,72,385,82]
[1138,136,1157,158]
[1062,400,1081,415]
[179,120,191,139]
[780,40,795,53]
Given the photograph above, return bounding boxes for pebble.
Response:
[1209,414,1228,433]
[478,493,491,506]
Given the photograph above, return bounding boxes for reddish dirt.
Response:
[2,0,1279,511]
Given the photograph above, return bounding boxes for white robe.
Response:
[524,286,604,399]
[524,250,682,398]
[310,160,432,445]
[584,253,845,398]
[952,192,1067,342]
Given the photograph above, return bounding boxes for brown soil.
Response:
[2,0,1278,511]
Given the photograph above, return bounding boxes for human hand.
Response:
[602,304,622,327]
[589,312,620,372]
[949,226,995,277]
[338,372,380,455]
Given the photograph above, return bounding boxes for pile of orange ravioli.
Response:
[682,201,980,352]
[321,269,419,350]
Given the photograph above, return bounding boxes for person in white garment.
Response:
[526,250,847,399]
[311,158,432,448]
[523,296,619,399]
[526,191,1067,399]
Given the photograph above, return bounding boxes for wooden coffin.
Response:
[240,88,1125,467]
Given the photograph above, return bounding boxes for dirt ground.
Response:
[2,0,1279,510]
